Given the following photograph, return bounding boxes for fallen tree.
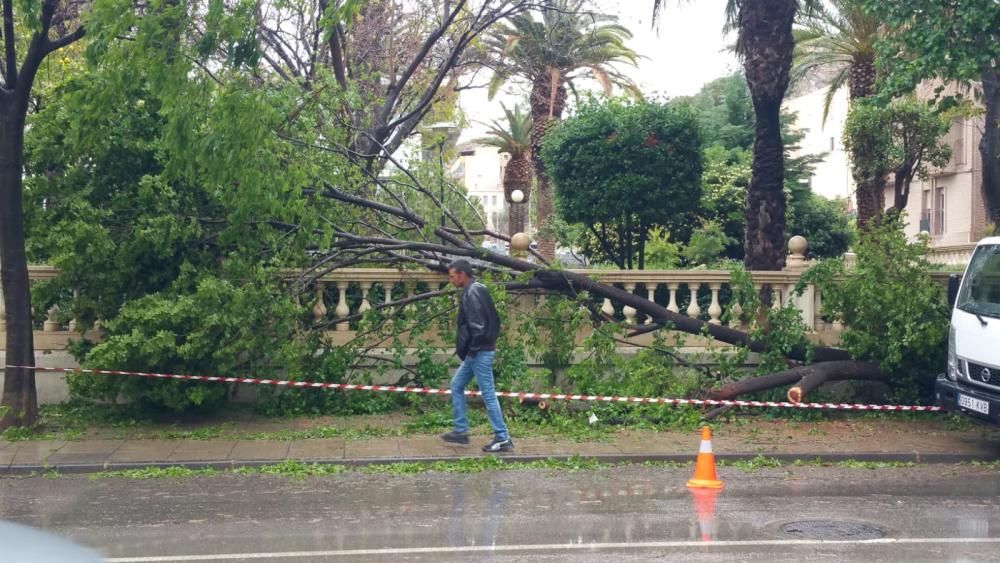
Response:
[289,134,914,407]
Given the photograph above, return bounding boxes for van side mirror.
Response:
[947,274,961,309]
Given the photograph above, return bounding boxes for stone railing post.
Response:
[784,235,815,331]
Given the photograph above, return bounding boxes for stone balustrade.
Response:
[0,241,960,352]
[302,267,827,335]
[925,243,977,268]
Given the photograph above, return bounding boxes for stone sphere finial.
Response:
[510,232,531,252]
[788,235,808,257]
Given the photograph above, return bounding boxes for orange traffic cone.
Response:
[689,487,721,541]
[686,426,723,489]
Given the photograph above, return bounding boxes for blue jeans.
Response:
[450,351,509,441]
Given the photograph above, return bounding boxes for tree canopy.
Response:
[541,98,704,269]
[863,0,1000,225]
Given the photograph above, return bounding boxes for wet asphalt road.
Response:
[1,464,999,562]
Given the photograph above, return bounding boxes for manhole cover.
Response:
[781,520,885,540]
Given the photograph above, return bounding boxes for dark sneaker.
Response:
[441,431,470,445]
[482,437,514,453]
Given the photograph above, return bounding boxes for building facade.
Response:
[786,81,990,264]
[448,142,511,235]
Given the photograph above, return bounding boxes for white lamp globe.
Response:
[511,189,524,203]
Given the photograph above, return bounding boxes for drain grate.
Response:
[781,520,885,540]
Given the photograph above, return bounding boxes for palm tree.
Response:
[487,0,639,260]
[655,0,810,270]
[477,104,533,237]
[790,0,883,228]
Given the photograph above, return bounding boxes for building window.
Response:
[950,120,965,166]
[934,186,945,235]
[919,189,931,233]
[829,137,835,151]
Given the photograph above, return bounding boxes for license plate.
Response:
[958,394,990,415]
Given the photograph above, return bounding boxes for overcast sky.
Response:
[458,0,739,141]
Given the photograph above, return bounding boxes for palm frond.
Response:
[475,103,531,158]
[485,0,640,100]
[820,69,850,125]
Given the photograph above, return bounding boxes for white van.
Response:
[937,236,1000,424]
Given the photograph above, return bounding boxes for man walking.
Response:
[441,259,513,452]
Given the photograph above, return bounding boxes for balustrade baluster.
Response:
[312,282,327,323]
[686,284,701,318]
[728,299,743,329]
[601,298,615,318]
[335,282,350,331]
[622,283,637,324]
[708,283,722,325]
[44,304,61,332]
[666,283,679,314]
[359,283,372,314]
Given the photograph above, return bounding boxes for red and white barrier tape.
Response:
[3,365,943,412]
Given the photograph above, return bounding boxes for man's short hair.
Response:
[449,259,474,277]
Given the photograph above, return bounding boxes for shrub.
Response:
[802,216,949,402]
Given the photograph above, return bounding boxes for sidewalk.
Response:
[3,419,999,474]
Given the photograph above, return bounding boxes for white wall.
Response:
[784,86,853,205]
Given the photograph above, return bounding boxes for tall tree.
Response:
[1,0,85,429]
[790,0,883,228]
[734,0,800,270]
[656,0,815,271]
[863,0,1000,228]
[843,98,951,219]
[486,0,639,260]
[476,104,533,236]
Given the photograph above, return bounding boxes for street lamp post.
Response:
[423,122,457,231]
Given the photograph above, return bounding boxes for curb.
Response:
[4,451,998,476]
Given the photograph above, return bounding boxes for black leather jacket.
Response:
[456,281,500,360]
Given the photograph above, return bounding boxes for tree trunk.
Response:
[846,53,880,227]
[855,175,886,231]
[981,66,1000,227]
[529,73,567,261]
[849,53,876,100]
[503,156,531,236]
[706,360,886,403]
[0,95,38,429]
[892,161,915,213]
[738,0,796,271]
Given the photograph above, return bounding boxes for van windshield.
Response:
[957,244,1000,319]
